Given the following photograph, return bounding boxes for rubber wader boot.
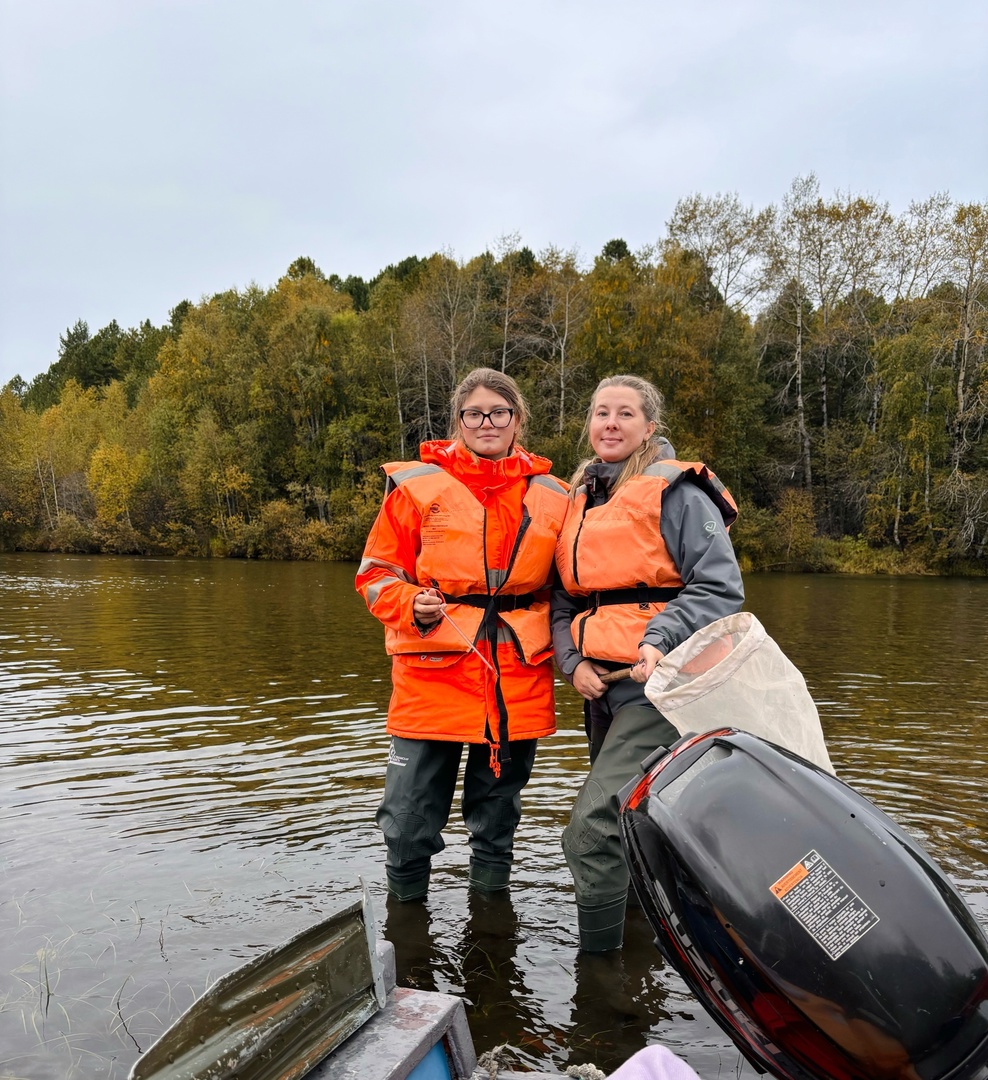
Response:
[468,859,511,893]
[387,870,430,902]
[577,894,627,953]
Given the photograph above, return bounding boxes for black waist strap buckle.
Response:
[588,584,682,610]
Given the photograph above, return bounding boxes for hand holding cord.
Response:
[413,587,444,626]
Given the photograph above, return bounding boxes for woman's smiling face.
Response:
[589,385,655,463]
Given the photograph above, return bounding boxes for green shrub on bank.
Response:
[731,495,947,575]
[222,502,335,561]
[149,521,204,557]
[324,474,385,561]
[822,536,934,575]
[41,513,101,554]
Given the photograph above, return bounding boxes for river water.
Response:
[1,555,986,1079]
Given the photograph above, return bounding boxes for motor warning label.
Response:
[770,849,879,960]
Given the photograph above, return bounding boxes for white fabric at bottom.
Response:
[608,1045,702,1080]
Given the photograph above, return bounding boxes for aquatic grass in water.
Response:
[1,892,198,1079]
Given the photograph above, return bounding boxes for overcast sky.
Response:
[1,0,985,389]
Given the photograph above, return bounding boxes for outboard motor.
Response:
[620,728,988,1080]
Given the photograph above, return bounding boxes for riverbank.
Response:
[3,519,986,577]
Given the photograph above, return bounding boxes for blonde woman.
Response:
[552,374,743,951]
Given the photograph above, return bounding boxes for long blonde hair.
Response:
[447,367,529,443]
[570,374,667,496]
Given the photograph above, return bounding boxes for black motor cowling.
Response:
[620,728,988,1080]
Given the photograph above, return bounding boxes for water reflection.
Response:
[1,554,986,1079]
[382,887,673,1073]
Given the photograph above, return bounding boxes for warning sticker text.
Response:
[770,849,879,960]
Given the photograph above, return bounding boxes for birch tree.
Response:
[666,192,774,312]
[523,247,588,435]
[765,175,819,491]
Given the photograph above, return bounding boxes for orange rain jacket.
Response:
[356,440,568,757]
[555,460,738,664]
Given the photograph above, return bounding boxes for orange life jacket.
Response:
[379,460,568,664]
[555,460,737,664]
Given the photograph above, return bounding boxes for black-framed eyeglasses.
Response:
[459,408,515,429]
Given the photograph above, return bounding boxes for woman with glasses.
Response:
[356,368,568,901]
[552,374,744,951]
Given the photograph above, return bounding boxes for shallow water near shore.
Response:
[1,554,986,1079]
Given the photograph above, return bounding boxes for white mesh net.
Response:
[645,611,835,774]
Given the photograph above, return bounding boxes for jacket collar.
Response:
[419,439,550,491]
[583,460,625,506]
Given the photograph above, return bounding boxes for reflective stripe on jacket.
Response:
[555,460,737,664]
[371,460,567,663]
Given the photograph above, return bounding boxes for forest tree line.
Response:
[1,175,986,573]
